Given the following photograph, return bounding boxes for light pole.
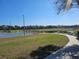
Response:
[23,15,25,36]
[9,20,11,32]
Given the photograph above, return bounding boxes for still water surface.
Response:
[0,32,33,38]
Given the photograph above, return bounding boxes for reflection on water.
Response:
[0,32,33,38]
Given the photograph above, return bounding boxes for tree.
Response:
[77,31,79,40]
[54,0,79,14]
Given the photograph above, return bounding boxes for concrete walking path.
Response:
[45,33,79,59]
[65,34,79,47]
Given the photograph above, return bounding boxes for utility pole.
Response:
[23,15,25,36]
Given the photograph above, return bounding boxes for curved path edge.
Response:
[44,33,79,59]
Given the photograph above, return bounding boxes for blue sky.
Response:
[0,0,79,26]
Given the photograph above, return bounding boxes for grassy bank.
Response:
[0,34,68,59]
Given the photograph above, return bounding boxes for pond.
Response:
[0,32,33,38]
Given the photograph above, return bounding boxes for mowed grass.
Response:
[0,34,69,59]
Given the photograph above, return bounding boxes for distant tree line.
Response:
[0,25,79,30]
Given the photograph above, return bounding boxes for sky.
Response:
[0,0,79,26]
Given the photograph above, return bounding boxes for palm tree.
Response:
[55,0,79,14]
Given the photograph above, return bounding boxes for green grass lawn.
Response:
[0,34,69,59]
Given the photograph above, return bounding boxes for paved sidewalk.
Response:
[65,35,79,47]
[45,34,79,59]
